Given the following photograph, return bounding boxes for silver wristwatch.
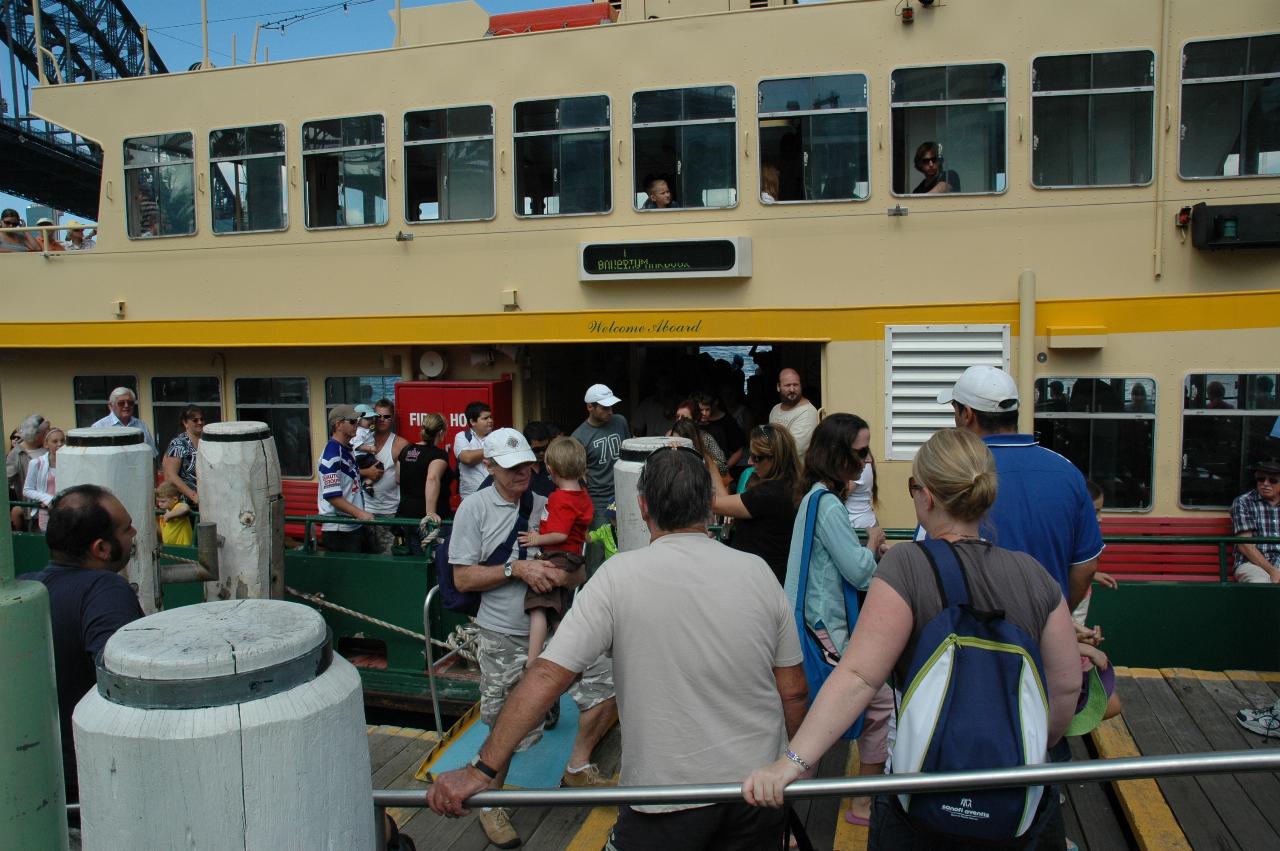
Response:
[503,558,514,579]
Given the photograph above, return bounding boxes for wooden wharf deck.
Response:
[369,668,1280,850]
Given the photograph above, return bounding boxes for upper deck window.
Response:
[123,133,196,238]
[891,64,1007,196]
[514,96,611,217]
[1180,34,1280,179]
[302,115,388,228]
[1032,51,1155,188]
[209,124,287,233]
[757,74,869,203]
[405,105,495,223]
[633,85,737,210]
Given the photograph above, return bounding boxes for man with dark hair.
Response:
[19,484,144,804]
[1230,457,1280,584]
[455,401,494,501]
[429,447,807,851]
[523,420,558,498]
[572,384,631,528]
[939,365,1104,609]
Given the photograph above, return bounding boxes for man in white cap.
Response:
[450,427,618,848]
[939,365,1103,610]
[572,383,632,528]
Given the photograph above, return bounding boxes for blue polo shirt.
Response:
[979,433,1105,598]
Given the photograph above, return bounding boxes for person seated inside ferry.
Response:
[641,175,679,209]
[911,141,959,194]
[761,162,782,204]
[0,208,38,252]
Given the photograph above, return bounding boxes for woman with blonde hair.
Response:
[23,427,65,532]
[711,423,802,583]
[746,427,1080,848]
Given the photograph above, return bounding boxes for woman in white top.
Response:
[23,427,65,531]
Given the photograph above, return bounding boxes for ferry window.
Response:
[123,133,196,238]
[514,95,611,217]
[1180,373,1280,508]
[890,64,1006,195]
[324,375,399,418]
[405,105,494,222]
[151,377,222,452]
[1180,34,1280,179]
[1032,50,1155,187]
[234,377,312,478]
[302,115,388,228]
[633,85,737,210]
[209,124,287,233]
[1033,377,1156,511]
[757,74,869,203]
[73,375,137,428]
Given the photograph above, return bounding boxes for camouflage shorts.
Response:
[370,516,397,555]
[476,628,615,732]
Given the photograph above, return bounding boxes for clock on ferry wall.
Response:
[578,238,752,281]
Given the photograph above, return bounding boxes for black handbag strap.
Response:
[784,806,816,851]
[484,489,535,566]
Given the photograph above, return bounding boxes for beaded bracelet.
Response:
[784,750,811,772]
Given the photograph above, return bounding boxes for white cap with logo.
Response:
[937,366,1020,413]
[584,383,622,407]
[483,427,537,468]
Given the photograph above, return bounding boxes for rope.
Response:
[285,585,448,648]
[158,552,204,566]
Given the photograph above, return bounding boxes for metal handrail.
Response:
[370,748,1280,808]
[421,585,444,735]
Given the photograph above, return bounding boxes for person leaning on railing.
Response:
[744,428,1081,849]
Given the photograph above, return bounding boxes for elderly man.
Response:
[940,365,1104,610]
[19,484,144,806]
[363,398,410,554]
[768,368,819,455]
[91,387,158,458]
[448,427,617,848]
[430,447,807,851]
[571,384,631,528]
[1230,458,1280,583]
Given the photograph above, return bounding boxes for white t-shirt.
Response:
[453,429,486,498]
[769,400,819,455]
[542,532,802,811]
[352,426,376,453]
[845,460,878,528]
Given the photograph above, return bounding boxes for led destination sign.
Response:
[579,238,751,281]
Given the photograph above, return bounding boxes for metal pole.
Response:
[422,585,443,734]
[1017,269,1036,434]
[201,0,209,69]
[231,32,236,66]
[251,23,260,64]
[0,398,70,849]
[371,748,1280,809]
[141,25,150,75]
[7,1,21,121]
[395,0,403,47]
[30,0,46,84]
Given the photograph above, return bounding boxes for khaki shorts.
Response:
[476,627,614,733]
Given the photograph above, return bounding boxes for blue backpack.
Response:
[435,488,534,615]
[793,488,864,740]
[893,539,1050,841]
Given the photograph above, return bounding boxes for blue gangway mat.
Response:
[426,693,579,789]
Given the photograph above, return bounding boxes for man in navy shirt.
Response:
[19,484,144,804]
[939,365,1104,609]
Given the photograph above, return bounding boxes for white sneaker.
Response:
[1236,699,1280,736]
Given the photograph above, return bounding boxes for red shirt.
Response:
[541,488,594,554]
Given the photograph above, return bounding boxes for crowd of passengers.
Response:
[11,365,1280,850]
[0,208,95,252]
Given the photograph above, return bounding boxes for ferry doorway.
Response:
[524,342,822,437]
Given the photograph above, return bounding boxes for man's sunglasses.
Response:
[917,156,940,165]
[1257,476,1280,486]
[375,414,393,420]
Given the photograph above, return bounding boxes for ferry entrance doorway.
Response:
[526,342,822,437]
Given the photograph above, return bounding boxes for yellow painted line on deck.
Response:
[1091,716,1191,851]
[564,805,619,851]
[1172,668,1230,681]
[1229,669,1280,683]
[1118,666,1164,679]
[832,744,868,851]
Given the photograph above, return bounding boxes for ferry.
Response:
[3,0,1279,847]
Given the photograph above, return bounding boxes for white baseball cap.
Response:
[937,366,1020,413]
[584,383,622,407]
[483,427,537,468]
[353,403,378,419]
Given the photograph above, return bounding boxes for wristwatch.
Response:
[503,558,514,579]
[469,755,499,780]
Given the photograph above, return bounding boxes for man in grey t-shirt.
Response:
[571,383,631,528]
[430,447,807,849]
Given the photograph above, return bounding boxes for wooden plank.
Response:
[522,803,598,851]
[563,807,620,851]
[1227,670,1280,716]
[1090,717,1189,851]
[1162,670,1280,835]
[366,725,411,774]
[1065,736,1130,851]
[373,730,439,791]
[1134,674,1278,849]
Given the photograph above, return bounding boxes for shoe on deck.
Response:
[561,763,614,788]
[1236,699,1280,737]
[478,808,521,849]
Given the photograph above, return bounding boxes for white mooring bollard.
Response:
[59,427,159,613]
[74,599,373,851]
[613,436,694,553]
[197,421,285,601]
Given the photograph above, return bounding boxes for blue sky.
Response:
[2,0,575,221]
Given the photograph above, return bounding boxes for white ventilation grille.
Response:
[884,324,1010,459]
